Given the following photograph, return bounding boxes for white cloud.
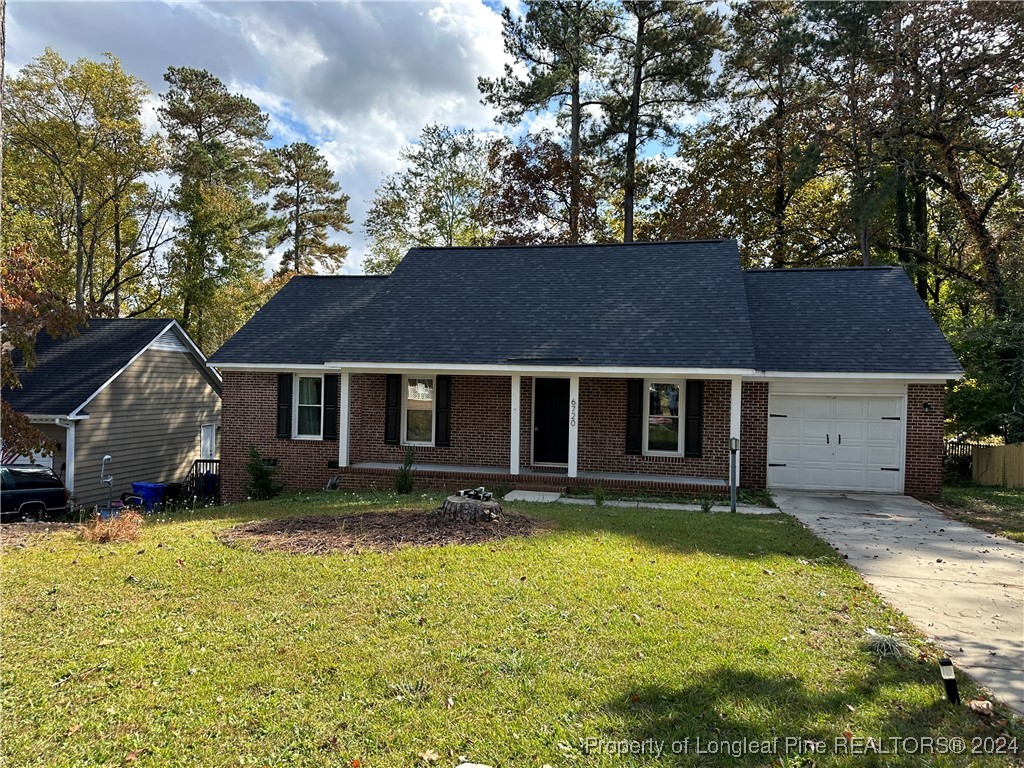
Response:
[7,0,514,275]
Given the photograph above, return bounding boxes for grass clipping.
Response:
[80,511,143,544]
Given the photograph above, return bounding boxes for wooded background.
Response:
[2,1,1022,448]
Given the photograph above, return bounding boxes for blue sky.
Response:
[7,0,520,274]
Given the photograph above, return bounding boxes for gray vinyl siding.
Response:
[71,348,220,509]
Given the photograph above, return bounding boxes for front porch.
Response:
[339,461,728,495]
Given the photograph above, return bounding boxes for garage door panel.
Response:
[865,469,900,492]
[868,397,903,419]
[835,398,868,418]
[768,393,903,493]
[867,421,900,442]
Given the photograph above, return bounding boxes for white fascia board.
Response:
[26,414,89,423]
[212,363,338,373]
[322,361,760,378]
[750,370,962,382]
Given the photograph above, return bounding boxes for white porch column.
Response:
[568,375,580,478]
[64,421,76,493]
[730,376,742,486]
[509,374,521,475]
[338,371,351,468]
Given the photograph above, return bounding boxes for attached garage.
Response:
[767,387,905,493]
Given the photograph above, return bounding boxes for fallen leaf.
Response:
[67,723,82,735]
[968,699,995,717]
[175,558,185,567]
[418,749,440,762]
[445,696,454,709]
[631,613,642,625]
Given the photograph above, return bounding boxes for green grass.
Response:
[940,484,1024,542]
[562,486,777,508]
[2,492,1019,767]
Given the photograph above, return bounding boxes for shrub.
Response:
[395,447,415,494]
[81,510,143,544]
[245,447,283,500]
[592,485,606,507]
[864,629,913,660]
[699,496,715,513]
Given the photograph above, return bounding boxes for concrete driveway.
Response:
[774,491,1024,716]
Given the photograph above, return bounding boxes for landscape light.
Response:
[939,658,960,705]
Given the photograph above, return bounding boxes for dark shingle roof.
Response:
[330,240,756,367]
[743,267,963,374]
[209,276,387,365]
[5,318,176,415]
[208,242,962,376]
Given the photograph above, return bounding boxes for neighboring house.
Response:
[208,240,963,502]
[3,319,222,509]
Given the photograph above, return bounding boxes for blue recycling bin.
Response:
[130,482,166,511]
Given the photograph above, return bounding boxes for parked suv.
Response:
[0,464,71,521]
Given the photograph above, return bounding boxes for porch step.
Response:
[504,490,562,503]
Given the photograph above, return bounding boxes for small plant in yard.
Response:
[864,628,914,660]
[245,447,283,500]
[699,495,715,513]
[395,446,415,494]
[593,485,606,506]
[80,510,143,543]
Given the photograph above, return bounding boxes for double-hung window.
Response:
[403,377,435,445]
[294,375,324,439]
[645,381,682,454]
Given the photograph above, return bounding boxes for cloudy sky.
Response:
[7,0,527,274]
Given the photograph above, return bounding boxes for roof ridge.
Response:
[744,266,897,273]
[291,274,388,279]
[409,239,734,252]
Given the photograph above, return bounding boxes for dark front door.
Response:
[533,378,570,464]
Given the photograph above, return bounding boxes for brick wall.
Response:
[222,372,770,502]
[349,374,511,467]
[904,383,946,498]
[575,378,731,480]
[221,372,341,503]
[740,382,768,488]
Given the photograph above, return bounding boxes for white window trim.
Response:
[401,375,436,447]
[292,373,325,440]
[642,378,686,457]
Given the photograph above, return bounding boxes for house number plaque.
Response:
[570,397,577,427]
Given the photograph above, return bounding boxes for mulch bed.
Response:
[217,508,552,555]
[0,522,79,549]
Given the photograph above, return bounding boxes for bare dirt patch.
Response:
[1,522,79,549]
[217,508,553,555]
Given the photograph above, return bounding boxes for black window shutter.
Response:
[435,375,452,447]
[323,374,339,440]
[625,378,643,455]
[276,373,292,439]
[384,374,401,445]
[684,380,704,457]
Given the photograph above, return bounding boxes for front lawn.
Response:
[1,493,1018,767]
[939,484,1024,542]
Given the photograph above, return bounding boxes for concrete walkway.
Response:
[774,491,1024,715]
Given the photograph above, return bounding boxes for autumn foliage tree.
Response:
[0,244,87,458]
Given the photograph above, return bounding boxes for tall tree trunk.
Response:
[622,14,645,244]
[293,175,302,273]
[112,200,122,316]
[569,67,582,244]
[74,188,86,311]
[771,103,787,268]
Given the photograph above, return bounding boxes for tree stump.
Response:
[438,495,503,523]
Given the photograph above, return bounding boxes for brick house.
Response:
[208,240,962,502]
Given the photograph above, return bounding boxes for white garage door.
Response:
[768,394,903,492]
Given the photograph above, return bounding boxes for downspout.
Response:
[64,420,76,495]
